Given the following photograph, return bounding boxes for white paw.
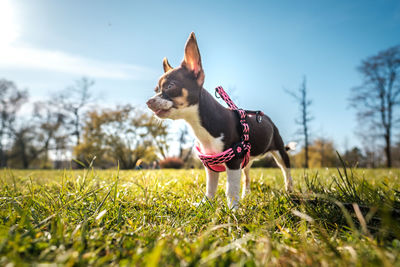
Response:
[227,197,240,211]
[241,189,250,199]
[285,181,293,192]
[192,197,211,207]
[230,202,239,212]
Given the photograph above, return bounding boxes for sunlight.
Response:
[0,0,19,47]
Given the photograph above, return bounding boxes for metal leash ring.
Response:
[256,111,263,123]
[215,89,220,98]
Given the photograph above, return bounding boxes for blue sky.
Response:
[1,0,400,152]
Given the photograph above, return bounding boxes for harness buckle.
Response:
[233,142,246,158]
[196,86,252,171]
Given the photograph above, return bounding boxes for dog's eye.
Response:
[154,86,160,93]
[167,82,175,90]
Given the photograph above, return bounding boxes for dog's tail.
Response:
[285,142,297,152]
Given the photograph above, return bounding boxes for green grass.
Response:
[0,166,400,266]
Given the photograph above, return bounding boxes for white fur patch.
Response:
[270,151,293,192]
[173,104,224,154]
[241,163,252,198]
[286,142,297,151]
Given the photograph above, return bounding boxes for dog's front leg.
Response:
[205,167,219,199]
[226,168,241,210]
[193,168,219,207]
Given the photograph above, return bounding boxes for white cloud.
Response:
[0,45,155,80]
[0,0,154,81]
[0,0,20,47]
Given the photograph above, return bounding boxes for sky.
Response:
[1,0,400,153]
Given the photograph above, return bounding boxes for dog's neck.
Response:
[182,88,226,154]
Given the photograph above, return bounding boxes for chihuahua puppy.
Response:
[147,32,295,209]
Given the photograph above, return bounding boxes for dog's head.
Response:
[146,32,205,119]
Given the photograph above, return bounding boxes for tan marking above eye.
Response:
[173,88,189,107]
[160,78,167,88]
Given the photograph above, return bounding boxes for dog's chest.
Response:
[182,105,224,154]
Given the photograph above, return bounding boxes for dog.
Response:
[146,32,295,209]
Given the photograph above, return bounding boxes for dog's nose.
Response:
[146,98,155,107]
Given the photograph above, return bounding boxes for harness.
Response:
[196,86,264,172]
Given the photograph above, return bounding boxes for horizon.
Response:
[1,0,400,154]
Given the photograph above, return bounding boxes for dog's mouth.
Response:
[152,107,172,118]
[146,97,174,118]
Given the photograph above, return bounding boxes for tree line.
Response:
[0,77,177,169]
[0,44,399,169]
[285,44,400,168]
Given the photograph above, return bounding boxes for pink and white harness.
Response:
[196,86,263,172]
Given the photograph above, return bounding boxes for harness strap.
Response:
[196,86,255,172]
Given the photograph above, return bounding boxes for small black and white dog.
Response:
[147,32,295,209]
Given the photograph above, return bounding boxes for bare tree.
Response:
[33,100,68,165]
[178,126,188,159]
[8,101,66,169]
[285,76,313,168]
[176,125,195,163]
[57,77,95,146]
[9,126,43,169]
[143,113,170,160]
[0,79,28,167]
[350,45,400,167]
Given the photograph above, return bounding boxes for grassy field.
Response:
[1,165,400,266]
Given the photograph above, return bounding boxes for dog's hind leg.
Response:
[271,150,293,192]
[242,161,252,198]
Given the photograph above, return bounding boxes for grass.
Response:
[0,165,400,266]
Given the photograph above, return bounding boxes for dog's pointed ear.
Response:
[163,57,173,73]
[181,32,205,86]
